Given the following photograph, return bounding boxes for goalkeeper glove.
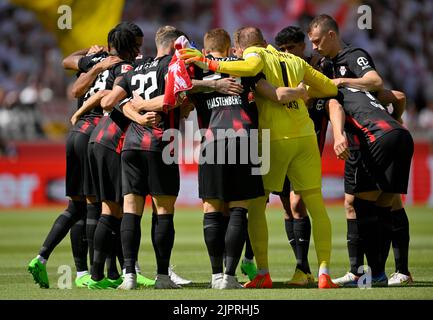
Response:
[178,48,219,72]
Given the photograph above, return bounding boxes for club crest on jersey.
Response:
[121,64,133,73]
[339,66,347,76]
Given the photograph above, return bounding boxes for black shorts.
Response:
[198,138,264,202]
[345,129,413,194]
[121,150,180,197]
[88,142,122,203]
[65,131,95,197]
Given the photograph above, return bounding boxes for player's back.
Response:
[338,88,404,148]
[121,55,180,152]
[193,55,259,136]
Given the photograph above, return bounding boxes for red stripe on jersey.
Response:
[107,122,117,138]
[239,109,252,124]
[93,117,100,126]
[376,119,392,132]
[353,134,360,146]
[80,121,90,133]
[116,133,125,154]
[346,115,376,143]
[141,133,152,150]
[95,128,104,143]
[233,118,243,131]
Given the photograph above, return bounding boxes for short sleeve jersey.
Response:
[118,55,180,152]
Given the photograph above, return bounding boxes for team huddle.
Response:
[27,14,414,290]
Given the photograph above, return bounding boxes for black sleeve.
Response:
[117,70,133,96]
[78,52,108,73]
[107,62,133,90]
[110,105,131,131]
[347,49,376,78]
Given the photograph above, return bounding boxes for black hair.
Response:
[107,25,138,60]
[275,26,305,47]
[115,21,144,38]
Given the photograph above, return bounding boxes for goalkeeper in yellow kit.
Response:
[180,26,338,289]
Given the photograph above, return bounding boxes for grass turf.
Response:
[1,205,432,300]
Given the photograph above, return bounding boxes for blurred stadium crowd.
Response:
[0,0,432,148]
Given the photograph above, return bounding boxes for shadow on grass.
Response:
[177,281,433,289]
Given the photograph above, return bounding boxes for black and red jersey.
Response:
[118,55,180,152]
[88,107,131,153]
[336,88,405,150]
[72,59,133,136]
[192,55,259,139]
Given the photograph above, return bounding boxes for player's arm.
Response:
[179,48,263,77]
[188,78,244,95]
[333,70,384,92]
[62,45,105,70]
[121,101,161,127]
[71,56,122,98]
[377,89,406,123]
[62,49,89,70]
[255,79,308,103]
[303,63,338,98]
[70,90,110,125]
[326,99,349,160]
[100,85,128,111]
[129,92,165,112]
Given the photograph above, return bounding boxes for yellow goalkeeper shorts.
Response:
[261,135,322,192]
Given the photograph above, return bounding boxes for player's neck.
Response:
[329,41,344,59]
[156,47,172,59]
[207,51,225,58]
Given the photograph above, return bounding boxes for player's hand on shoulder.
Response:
[178,48,203,61]
[297,83,309,101]
[97,56,123,71]
[87,45,105,55]
[216,78,243,95]
[332,78,344,87]
[178,48,218,71]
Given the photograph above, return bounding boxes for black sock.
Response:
[151,213,175,275]
[377,206,392,274]
[224,207,247,276]
[293,216,311,274]
[86,202,101,266]
[39,200,86,259]
[222,214,230,268]
[203,212,225,274]
[347,219,364,275]
[120,213,142,274]
[115,229,124,270]
[91,215,118,281]
[69,216,88,272]
[355,198,381,277]
[284,218,296,257]
[391,208,410,275]
[106,216,122,280]
[244,230,254,261]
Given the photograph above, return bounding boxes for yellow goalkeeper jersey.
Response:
[216,44,337,141]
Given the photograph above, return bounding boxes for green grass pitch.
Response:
[1,205,432,300]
